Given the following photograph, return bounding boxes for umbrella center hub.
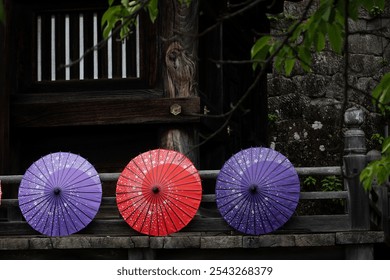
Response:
[249,184,259,194]
[53,187,62,196]
[152,186,161,194]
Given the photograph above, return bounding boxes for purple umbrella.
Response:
[216,147,300,235]
[18,152,102,236]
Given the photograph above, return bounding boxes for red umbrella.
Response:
[116,149,202,236]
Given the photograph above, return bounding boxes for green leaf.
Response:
[328,23,343,54]
[284,58,296,76]
[147,0,158,23]
[108,0,115,6]
[382,137,390,154]
[251,36,271,71]
[315,32,326,52]
[101,5,123,39]
[251,36,271,59]
[298,46,312,71]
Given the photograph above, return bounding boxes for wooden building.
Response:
[1,0,389,260]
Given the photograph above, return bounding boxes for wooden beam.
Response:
[12,93,200,127]
[0,232,384,251]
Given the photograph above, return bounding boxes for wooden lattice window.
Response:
[9,0,158,94]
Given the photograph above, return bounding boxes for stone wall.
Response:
[268,0,390,166]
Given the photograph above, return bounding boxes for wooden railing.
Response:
[0,108,389,259]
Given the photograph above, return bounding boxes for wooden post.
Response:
[344,107,370,230]
[343,107,373,259]
[159,0,199,165]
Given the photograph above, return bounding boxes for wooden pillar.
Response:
[343,107,373,259]
[159,0,199,165]
[344,107,370,230]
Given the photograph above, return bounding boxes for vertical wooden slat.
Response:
[111,31,123,79]
[125,28,137,78]
[55,13,65,80]
[69,12,80,80]
[40,13,51,81]
[97,12,107,79]
[83,11,94,80]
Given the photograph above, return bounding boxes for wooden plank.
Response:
[12,95,200,127]
[336,231,385,244]
[300,191,348,200]
[0,168,343,183]
[282,215,351,232]
[244,233,336,248]
[0,232,384,250]
[295,166,342,176]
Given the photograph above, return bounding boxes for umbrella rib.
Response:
[253,148,273,185]
[216,177,246,188]
[131,158,154,187]
[65,181,102,191]
[157,201,169,235]
[161,151,186,181]
[217,193,247,214]
[19,176,46,189]
[41,155,56,189]
[56,152,70,192]
[61,163,98,188]
[163,195,195,220]
[222,158,248,187]
[255,194,279,232]
[58,195,78,235]
[160,198,187,229]
[65,194,102,210]
[117,174,144,187]
[156,149,178,187]
[260,191,300,204]
[259,191,298,215]
[164,192,201,211]
[258,159,290,185]
[235,193,253,234]
[138,199,153,233]
[142,151,157,188]
[232,151,252,187]
[62,198,90,229]
[117,193,146,216]
[20,193,52,218]
[261,173,298,187]
[29,162,51,186]
[60,153,79,187]
[64,196,95,222]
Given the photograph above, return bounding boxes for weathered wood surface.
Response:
[159,0,199,164]
[0,165,387,252]
[12,93,200,127]
[0,167,342,183]
[0,231,384,251]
